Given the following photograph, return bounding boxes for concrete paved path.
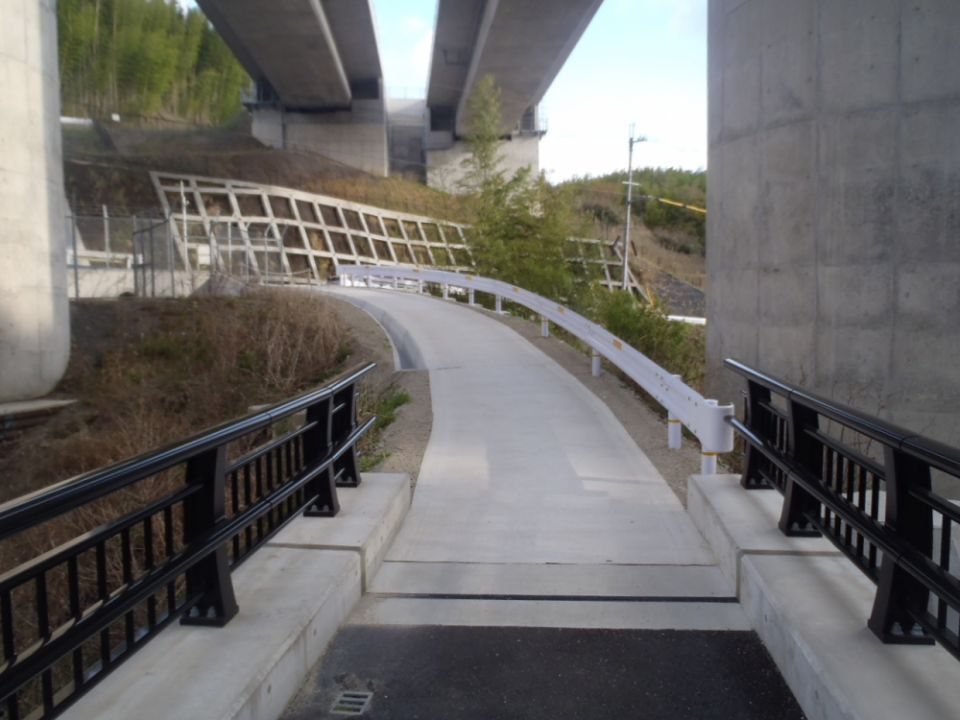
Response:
[327,288,745,631]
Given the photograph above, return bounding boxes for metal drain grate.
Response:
[331,690,373,715]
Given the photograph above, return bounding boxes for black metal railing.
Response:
[726,358,960,660]
[0,363,376,719]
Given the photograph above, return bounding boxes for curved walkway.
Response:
[327,287,743,630]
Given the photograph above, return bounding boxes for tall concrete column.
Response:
[707,1,960,460]
[0,0,70,402]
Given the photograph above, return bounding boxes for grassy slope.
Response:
[63,124,470,221]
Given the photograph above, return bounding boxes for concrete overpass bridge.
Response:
[191,0,603,183]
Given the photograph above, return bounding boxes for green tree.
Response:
[58,0,248,125]
[459,75,595,304]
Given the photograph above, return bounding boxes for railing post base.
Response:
[867,448,935,645]
[469,288,475,306]
[442,283,449,300]
[541,317,549,338]
[700,452,717,475]
[180,446,239,627]
[591,348,601,376]
[495,295,502,313]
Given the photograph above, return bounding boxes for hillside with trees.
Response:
[58,0,248,125]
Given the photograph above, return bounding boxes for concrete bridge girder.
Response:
[427,0,603,136]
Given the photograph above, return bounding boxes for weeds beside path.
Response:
[0,290,391,505]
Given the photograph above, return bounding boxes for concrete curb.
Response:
[63,473,411,720]
[688,474,960,720]
[324,289,426,371]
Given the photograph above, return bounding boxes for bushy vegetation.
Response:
[459,76,597,304]
[585,290,705,390]
[0,291,347,501]
[58,0,248,124]
[458,76,705,394]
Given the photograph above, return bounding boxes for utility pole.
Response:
[622,124,647,291]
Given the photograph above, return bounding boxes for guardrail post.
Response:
[669,413,682,450]
[779,399,823,537]
[468,288,475,306]
[304,395,340,517]
[591,347,601,376]
[418,280,423,294]
[331,382,361,487]
[180,446,239,627]
[541,316,549,338]
[442,283,449,300]
[868,448,935,645]
[495,295,502,313]
[741,380,774,490]
[392,276,399,290]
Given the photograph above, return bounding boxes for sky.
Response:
[371,0,708,181]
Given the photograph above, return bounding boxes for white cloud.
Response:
[402,16,427,34]
[413,30,434,77]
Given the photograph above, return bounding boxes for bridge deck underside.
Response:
[427,0,604,134]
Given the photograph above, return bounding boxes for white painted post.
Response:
[495,295,502,313]
[393,276,399,290]
[668,375,683,449]
[443,283,449,300]
[468,288,475,306]
[103,205,111,266]
[541,316,549,338]
[701,453,718,475]
[418,280,423,294]
[668,413,682,450]
[591,347,602,377]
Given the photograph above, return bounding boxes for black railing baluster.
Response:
[164,505,175,614]
[231,471,240,561]
[144,517,156,628]
[856,466,867,560]
[255,456,264,542]
[779,399,822,537]
[868,448,935,645]
[121,528,135,648]
[305,398,339,517]
[939,518,952,629]
[741,380,773,489]
[36,573,54,714]
[180,446,238,628]
[243,464,252,555]
[96,541,111,672]
[68,556,83,690]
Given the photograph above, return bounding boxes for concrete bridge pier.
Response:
[707,0,960,489]
[0,0,70,402]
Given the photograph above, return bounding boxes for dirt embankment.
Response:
[62,125,468,221]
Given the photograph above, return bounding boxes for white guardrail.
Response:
[338,266,734,474]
